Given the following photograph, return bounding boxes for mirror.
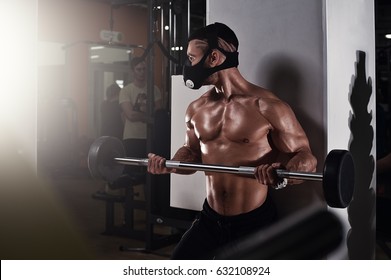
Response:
[88,44,134,138]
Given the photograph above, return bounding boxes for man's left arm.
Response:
[268,100,317,183]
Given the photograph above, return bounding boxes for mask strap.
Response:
[208,50,239,72]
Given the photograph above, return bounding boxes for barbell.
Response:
[88,136,355,208]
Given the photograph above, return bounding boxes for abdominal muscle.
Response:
[202,140,272,216]
[205,173,268,216]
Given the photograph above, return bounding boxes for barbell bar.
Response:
[88,136,355,208]
[115,157,323,181]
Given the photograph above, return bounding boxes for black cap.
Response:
[188,22,239,51]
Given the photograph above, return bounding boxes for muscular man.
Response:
[148,22,317,259]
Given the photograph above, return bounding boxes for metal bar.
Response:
[114,157,323,181]
[115,157,149,166]
[115,157,254,174]
[145,0,155,253]
[165,161,256,175]
[276,170,323,181]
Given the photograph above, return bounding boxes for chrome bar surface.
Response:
[115,157,323,180]
[276,169,323,181]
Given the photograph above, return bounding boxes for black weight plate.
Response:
[323,150,355,208]
[88,136,125,182]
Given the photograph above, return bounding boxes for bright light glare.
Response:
[0,2,37,158]
[0,8,36,119]
[90,45,105,50]
[385,34,391,39]
[116,80,124,88]
[0,7,36,121]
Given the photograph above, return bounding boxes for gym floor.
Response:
[47,168,175,260]
[45,167,390,260]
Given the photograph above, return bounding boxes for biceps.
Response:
[268,103,312,152]
[270,119,311,153]
[172,129,201,162]
[184,128,201,156]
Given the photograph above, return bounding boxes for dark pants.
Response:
[171,195,278,260]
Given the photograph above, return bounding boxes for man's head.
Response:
[188,22,239,52]
[183,22,239,89]
[131,57,146,84]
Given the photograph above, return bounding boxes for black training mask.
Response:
[183,48,238,90]
[183,25,239,90]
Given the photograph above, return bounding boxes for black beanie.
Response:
[188,22,239,51]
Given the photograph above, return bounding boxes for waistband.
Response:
[202,195,275,225]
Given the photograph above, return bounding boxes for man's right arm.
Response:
[172,116,202,159]
[119,86,147,122]
[120,101,147,122]
[170,141,201,175]
[148,106,202,175]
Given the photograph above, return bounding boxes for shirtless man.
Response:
[147,22,317,259]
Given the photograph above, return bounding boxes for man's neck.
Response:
[214,68,245,99]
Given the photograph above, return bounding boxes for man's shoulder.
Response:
[185,92,211,114]
[119,83,130,95]
[246,85,290,112]
[121,83,135,91]
[118,83,135,104]
[249,84,277,99]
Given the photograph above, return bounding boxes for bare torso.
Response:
[147,40,316,219]
[187,87,279,216]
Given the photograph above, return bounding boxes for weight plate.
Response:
[87,136,125,182]
[323,150,355,208]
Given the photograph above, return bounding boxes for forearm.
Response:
[284,149,317,184]
[285,149,317,171]
[121,102,147,122]
[171,146,201,174]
